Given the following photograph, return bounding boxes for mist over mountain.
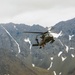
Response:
[0,18,75,75]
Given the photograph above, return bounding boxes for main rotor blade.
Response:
[23,31,48,34]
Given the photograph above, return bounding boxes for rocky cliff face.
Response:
[0,18,75,75]
[0,23,53,75]
[0,48,53,75]
[48,18,75,75]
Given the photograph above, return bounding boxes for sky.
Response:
[0,0,75,27]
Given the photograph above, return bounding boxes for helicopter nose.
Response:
[50,39,55,43]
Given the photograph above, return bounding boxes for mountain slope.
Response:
[49,18,75,75]
[0,48,53,75]
[0,18,75,75]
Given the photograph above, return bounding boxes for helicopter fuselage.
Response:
[40,36,54,47]
[23,31,55,48]
[33,35,55,48]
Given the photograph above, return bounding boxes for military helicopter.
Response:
[23,30,55,48]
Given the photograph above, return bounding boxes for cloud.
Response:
[0,0,75,27]
[0,0,75,16]
[10,7,75,27]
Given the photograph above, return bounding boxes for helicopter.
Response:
[23,30,55,48]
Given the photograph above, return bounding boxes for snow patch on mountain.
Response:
[24,38,32,54]
[58,51,63,57]
[14,25,18,30]
[65,45,69,53]
[53,71,57,75]
[50,57,54,60]
[59,72,62,75]
[69,35,74,41]
[71,54,75,58]
[70,47,74,50]
[61,56,67,61]
[32,64,35,67]
[58,39,64,46]
[1,25,21,54]
[47,62,53,70]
